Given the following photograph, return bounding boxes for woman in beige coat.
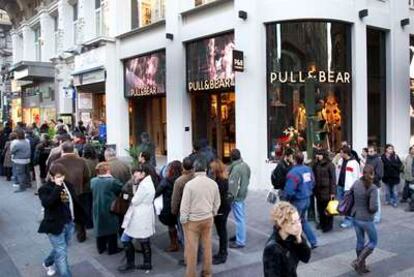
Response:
[118,164,155,274]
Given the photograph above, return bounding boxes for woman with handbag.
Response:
[90,162,123,255]
[313,149,336,233]
[350,165,378,274]
[118,164,156,273]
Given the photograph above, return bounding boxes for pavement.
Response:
[1,179,414,277]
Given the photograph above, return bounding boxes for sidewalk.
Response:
[0,179,413,276]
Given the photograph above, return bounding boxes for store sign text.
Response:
[188,78,235,92]
[128,86,163,97]
[270,71,351,84]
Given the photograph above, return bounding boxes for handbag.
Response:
[266,188,279,204]
[337,190,354,216]
[154,195,163,215]
[325,199,339,216]
[110,193,130,216]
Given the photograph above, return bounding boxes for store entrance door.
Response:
[192,92,236,163]
[129,97,167,156]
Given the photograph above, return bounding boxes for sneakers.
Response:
[42,263,56,276]
[229,242,245,249]
[340,222,352,229]
[12,183,19,188]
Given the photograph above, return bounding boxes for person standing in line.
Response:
[38,163,86,277]
[82,144,99,228]
[336,145,361,228]
[138,151,160,187]
[228,149,251,249]
[312,149,336,233]
[155,160,183,252]
[11,129,31,193]
[46,133,72,173]
[271,148,294,198]
[91,162,123,255]
[171,157,195,266]
[26,128,40,181]
[262,201,311,277]
[365,146,383,223]
[209,159,232,264]
[180,158,220,277]
[53,142,90,242]
[381,144,403,208]
[33,134,53,194]
[284,152,318,249]
[402,145,414,204]
[118,164,155,273]
[350,165,379,274]
[3,132,17,182]
[137,132,156,167]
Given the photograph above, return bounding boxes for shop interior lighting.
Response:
[166,33,174,40]
[401,18,410,28]
[238,10,247,20]
[358,9,368,19]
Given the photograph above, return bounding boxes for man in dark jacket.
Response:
[365,145,383,223]
[54,142,90,242]
[271,148,294,192]
[38,163,86,277]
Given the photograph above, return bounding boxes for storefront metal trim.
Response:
[116,20,166,40]
[181,0,234,18]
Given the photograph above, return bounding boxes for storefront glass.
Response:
[187,33,236,161]
[266,21,352,160]
[131,0,165,29]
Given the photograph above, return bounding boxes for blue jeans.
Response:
[337,186,353,227]
[384,183,398,205]
[231,201,246,246]
[176,216,185,246]
[14,163,30,189]
[45,222,74,277]
[353,219,378,251]
[374,188,381,223]
[293,198,318,246]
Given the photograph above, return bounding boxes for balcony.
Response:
[410,0,414,10]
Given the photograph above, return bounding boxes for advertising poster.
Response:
[124,50,166,97]
[187,33,235,93]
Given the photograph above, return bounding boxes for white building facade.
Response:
[8,0,414,189]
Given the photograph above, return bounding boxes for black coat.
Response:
[381,154,403,185]
[38,181,86,235]
[271,160,292,190]
[313,159,336,201]
[215,177,231,215]
[263,228,311,277]
[155,177,177,226]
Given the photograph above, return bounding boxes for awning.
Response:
[9,61,54,81]
[72,66,106,87]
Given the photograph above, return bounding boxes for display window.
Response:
[266,21,352,160]
[131,0,165,29]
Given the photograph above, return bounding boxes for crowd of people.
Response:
[2,118,413,277]
[267,141,413,276]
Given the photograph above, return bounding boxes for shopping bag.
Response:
[325,199,339,216]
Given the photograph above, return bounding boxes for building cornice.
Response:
[181,0,234,18]
[116,20,166,40]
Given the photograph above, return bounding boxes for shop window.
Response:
[34,25,41,61]
[195,0,216,7]
[266,22,352,160]
[367,28,387,149]
[95,0,109,37]
[131,0,165,29]
[410,36,414,145]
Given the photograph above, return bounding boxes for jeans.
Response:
[177,216,185,246]
[231,201,246,246]
[292,198,318,246]
[44,222,74,277]
[214,208,230,256]
[337,186,353,227]
[14,163,30,189]
[183,218,213,277]
[374,188,381,223]
[384,183,398,205]
[353,219,378,251]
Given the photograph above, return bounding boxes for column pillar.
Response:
[22,23,35,61]
[11,31,23,64]
[39,9,55,61]
[58,0,74,49]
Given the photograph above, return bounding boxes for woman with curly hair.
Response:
[263,201,311,277]
[155,160,183,252]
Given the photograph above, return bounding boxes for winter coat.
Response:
[38,181,86,235]
[215,177,231,215]
[365,155,384,187]
[271,159,293,190]
[404,154,414,183]
[83,158,99,192]
[138,142,156,167]
[34,141,52,166]
[312,159,336,201]
[171,171,195,216]
[351,180,378,222]
[2,141,12,168]
[91,176,123,237]
[122,176,155,239]
[53,154,90,195]
[284,165,315,202]
[155,176,178,226]
[228,159,251,202]
[262,227,311,277]
[26,134,40,162]
[336,158,360,191]
[381,154,403,185]
[11,139,31,164]
[107,157,131,184]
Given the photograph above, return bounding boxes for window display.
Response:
[131,0,165,29]
[266,22,352,160]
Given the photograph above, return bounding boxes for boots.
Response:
[165,228,179,252]
[352,247,373,274]
[118,242,135,273]
[212,252,227,265]
[137,240,152,272]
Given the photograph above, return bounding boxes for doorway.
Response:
[192,92,236,162]
[129,96,167,156]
